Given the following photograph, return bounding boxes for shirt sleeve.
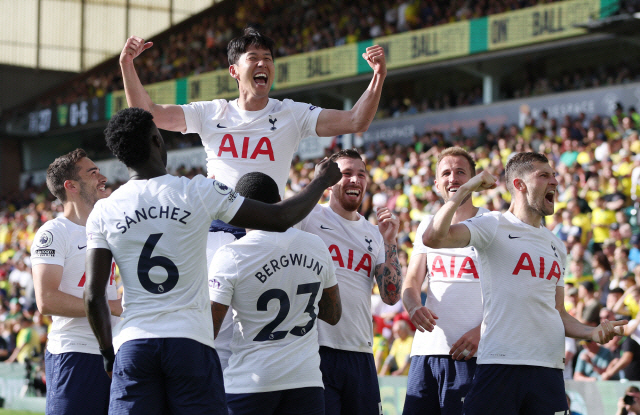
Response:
[288,100,322,138]
[208,246,236,305]
[191,176,245,224]
[86,207,110,250]
[31,223,67,267]
[465,213,499,250]
[181,100,223,135]
[180,101,211,134]
[322,246,338,288]
[412,217,432,256]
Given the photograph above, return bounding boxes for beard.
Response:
[79,181,99,207]
[527,193,553,218]
[335,191,363,212]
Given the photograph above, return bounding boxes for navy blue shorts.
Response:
[403,355,477,415]
[109,338,226,415]
[227,387,324,415]
[319,346,382,415]
[45,350,111,415]
[462,364,569,415]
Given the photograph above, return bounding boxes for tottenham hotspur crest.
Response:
[365,237,373,252]
[269,115,278,130]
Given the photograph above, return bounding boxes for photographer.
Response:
[616,386,640,415]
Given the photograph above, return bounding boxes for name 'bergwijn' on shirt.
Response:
[255,253,323,283]
[115,206,191,234]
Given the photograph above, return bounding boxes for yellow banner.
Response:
[374,21,470,69]
[145,79,177,104]
[108,79,176,115]
[274,44,358,89]
[487,0,598,50]
[187,70,239,102]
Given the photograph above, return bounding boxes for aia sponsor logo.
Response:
[512,253,561,282]
[328,244,372,277]
[218,134,275,160]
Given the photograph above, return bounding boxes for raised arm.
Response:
[33,264,121,317]
[318,284,342,325]
[83,248,116,375]
[120,36,187,132]
[315,45,386,137]
[229,158,341,231]
[373,208,402,305]
[555,286,626,343]
[423,171,496,249]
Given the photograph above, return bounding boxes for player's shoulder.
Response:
[542,226,567,254]
[33,219,57,245]
[188,98,228,109]
[304,203,327,219]
[278,98,320,113]
[33,217,77,250]
[36,216,67,233]
[290,227,327,246]
[416,214,434,232]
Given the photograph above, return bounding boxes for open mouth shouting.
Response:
[544,190,555,206]
[254,72,268,87]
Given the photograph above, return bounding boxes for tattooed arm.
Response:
[374,208,402,305]
[318,284,342,325]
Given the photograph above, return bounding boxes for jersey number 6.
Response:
[137,233,179,294]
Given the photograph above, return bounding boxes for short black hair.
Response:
[505,152,550,193]
[104,108,155,168]
[610,287,625,295]
[46,148,87,202]
[227,27,275,65]
[581,281,595,293]
[329,148,362,163]
[235,172,280,204]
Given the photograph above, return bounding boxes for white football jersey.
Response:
[464,211,567,369]
[410,209,488,356]
[182,98,322,197]
[86,174,244,353]
[31,217,119,355]
[209,228,337,393]
[206,230,239,370]
[297,204,385,353]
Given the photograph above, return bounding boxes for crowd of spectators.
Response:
[15,0,640,123]
[296,101,640,379]
[3,101,640,385]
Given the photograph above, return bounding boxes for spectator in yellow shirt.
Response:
[5,316,40,364]
[381,320,414,376]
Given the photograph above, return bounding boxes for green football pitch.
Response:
[0,410,43,415]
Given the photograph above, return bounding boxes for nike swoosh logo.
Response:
[78,245,87,250]
[320,225,333,230]
[508,235,520,239]
[217,123,226,128]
